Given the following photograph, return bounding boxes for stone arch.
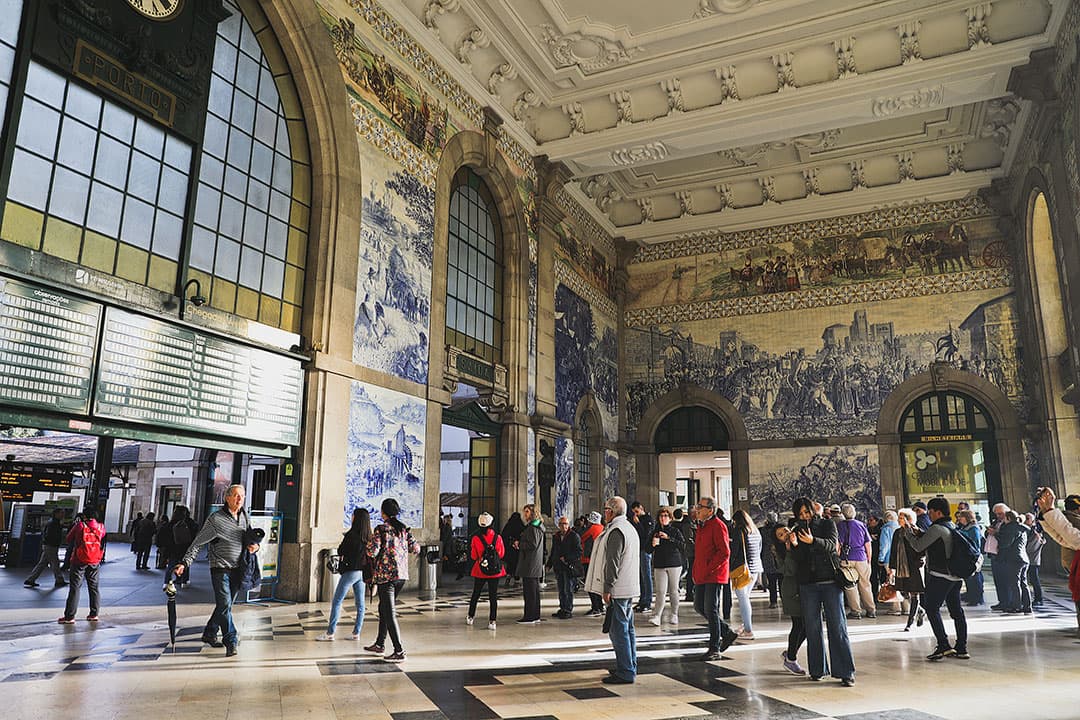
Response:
[633,384,750,511]
[877,365,1027,511]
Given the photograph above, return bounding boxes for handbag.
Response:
[877,582,897,603]
[326,553,341,575]
[730,531,753,591]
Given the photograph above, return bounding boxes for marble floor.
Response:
[2,559,1078,720]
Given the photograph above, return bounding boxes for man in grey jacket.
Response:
[584,496,640,685]
[174,484,259,656]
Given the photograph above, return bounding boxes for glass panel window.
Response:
[577,418,591,493]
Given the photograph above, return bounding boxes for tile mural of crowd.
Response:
[554,283,619,439]
[352,142,433,385]
[624,287,1023,440]
[748,446,883,523]
[345,381,427,528]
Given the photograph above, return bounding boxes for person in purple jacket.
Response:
[837,504,876,619]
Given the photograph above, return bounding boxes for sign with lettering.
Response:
[73,40,177,126]
[0,465,74,502]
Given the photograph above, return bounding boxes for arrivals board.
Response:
[93,308,303,446]
[0,278,102,414]
[0,465,73,502]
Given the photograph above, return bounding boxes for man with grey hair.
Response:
[838,503,875,619]
[584,496,640,684]
[692,496,738,660]
[175,484,258,657]
[985,502,1009,610]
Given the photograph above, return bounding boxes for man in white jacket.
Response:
[1035,488,1080,634]
[585,496,640,685]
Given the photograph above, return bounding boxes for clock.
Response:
[126,0,183,21]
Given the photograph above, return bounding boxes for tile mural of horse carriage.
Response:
[628,215,1008,308]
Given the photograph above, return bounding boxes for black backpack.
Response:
[947,526,982,578]
[478,533,502,575]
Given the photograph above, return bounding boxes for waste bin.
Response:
[418,544,440,600]
[320,548,338,602]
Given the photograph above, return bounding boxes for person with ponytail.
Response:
[364,498,419,662]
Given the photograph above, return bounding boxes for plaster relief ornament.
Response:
[716,183,735,210]
[760,176,779,204]
[611,90,634,126]
[512,90,540,121]
[488,62,517,95]
[539,25,640,74]
[676,190,695,216]
[457,27,490,68]
[772,52,796,91]
[803,168,820,196]
[872,85,943,117]
[563,102,586,135]
[694,0,760,18]
[898,21,922,65]
[716,65,740,103]
[580,174,622,212]
[725,130,842,165]
[638,197,655,223]
[662,78,685,114]
[609,141,669,166]
[967,4,993,50]
[850,160,867,189]
[422,0,460,38]
[897,151,915,182]
[835,37,857,78]
[947,143,965,174]
[979,97,1020,148]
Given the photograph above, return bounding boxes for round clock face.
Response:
[127,0,183,20]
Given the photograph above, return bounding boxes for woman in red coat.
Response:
[467,512,506,630]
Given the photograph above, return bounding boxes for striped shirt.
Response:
[182,507,250,570]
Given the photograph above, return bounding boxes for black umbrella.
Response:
[163,571,178,650]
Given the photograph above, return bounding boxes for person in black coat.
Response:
[166,506,199,586]
[548,516,583,618]
[316,508,372,641]
[134,512,157,569]
[646,507,684,625]
[500,512,525,587]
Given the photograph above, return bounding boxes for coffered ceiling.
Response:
[389,0,1067,243]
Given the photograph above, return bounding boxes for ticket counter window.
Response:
[900,391,998,525]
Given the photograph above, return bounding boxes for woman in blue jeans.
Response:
[790,497,856,687]
[316,508,372,641]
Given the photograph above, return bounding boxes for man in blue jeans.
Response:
[585,496,640,684]
[904,496,969,660]
[630,501,654,612]
[175,484,259,657]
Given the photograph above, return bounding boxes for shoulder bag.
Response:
[730,530,753,591]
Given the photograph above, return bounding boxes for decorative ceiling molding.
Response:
[538,24,641,74]
[694,0,764,20]
[872,85,944,118]
[610,141,669,167]
[979,97,1021,148]
[720,130,841,166]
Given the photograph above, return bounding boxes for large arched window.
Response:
[900,391,992,434]
[576,415,592,495]
[446,167,503,364]
[654,406,729,453]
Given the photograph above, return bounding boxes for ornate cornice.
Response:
[631,196,994,264]
[554,186,617,258]
[538,25,641,74]
[351,98,437,184]
[625,267,1012,325]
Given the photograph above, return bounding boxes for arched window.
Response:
[654,406,729,453]
[900,391,992,434]
[446,167,502,364]
[576,415,592,494]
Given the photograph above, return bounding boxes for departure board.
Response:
[94,308,303,446]
[0,465,73,502]
[0,278,102,414]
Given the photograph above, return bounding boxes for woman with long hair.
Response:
[647,506,684,626]
[790,496,856,687]
[729,509,763,639]
[890,508,926,631]
[316,507,372,641]
[774,521,807,675]
[364,498,419,661]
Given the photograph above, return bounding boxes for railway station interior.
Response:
[2,0,1080,718]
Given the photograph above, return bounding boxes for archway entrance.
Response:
[899,390,1000,524]
[440,401,501,537]
[654,406,732,512]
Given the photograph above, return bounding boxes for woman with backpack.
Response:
[58,508,106,624]
[466,512,506,629]
[316,507,373,641]
[364,498,419,661]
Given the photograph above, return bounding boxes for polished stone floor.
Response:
[2,557,1078,720]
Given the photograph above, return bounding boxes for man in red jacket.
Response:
[693,497,738,660]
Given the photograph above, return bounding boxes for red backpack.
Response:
[75,522,104,565]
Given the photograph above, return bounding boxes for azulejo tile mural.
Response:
[346,381,427,528]
[624,288,1023,440]
[352,141,433,384]
[554,282,619,441]
[628,214,1010,311]
[748,445,882,521]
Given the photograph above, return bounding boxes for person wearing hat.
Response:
[466,512,505,630]
[912,501,932,532]
[581,511,605,616]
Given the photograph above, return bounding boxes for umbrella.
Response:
[163,571,178,650]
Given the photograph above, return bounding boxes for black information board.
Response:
[0,278,102,414]
[94,308,303,446]
[0,465,74,502]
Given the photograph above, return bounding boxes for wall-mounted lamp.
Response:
[179,278,206,320]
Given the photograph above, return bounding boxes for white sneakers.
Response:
[466,616,474,625]
[314,633,334,641]
[487,621,497,630]
[670,615,678,625]
[648,615,662,626]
